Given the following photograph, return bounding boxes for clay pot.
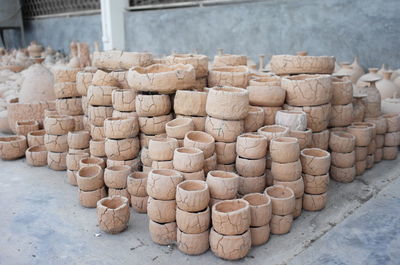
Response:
[235,156,266,177]
[212,199,250,235]
[301,148,331,175]
[330,165,356,183]
[173,147,204,173]
[271,159,302,182]
[242,193,272,226]
[203,152,217,174]
[329,131,355,153]
[257,125,289,143]
[138,114,173,135]
[262,106,282,125]
[249,76,280,86]
[270,55,335,75]
[56,98,83,116]
[364,116,387,135]
[76,71,94,96]
[166,53,208,78]
[148,220,177,245]
[355,159,367,175]
[135,94,171,117]
[244,106,264,132]
[238,175,266,195]
[77,165,104,191]
[331,151,356,168]
[93,50,153,70]
[275,110,307,131]
[15,120,39,136]
[67,130,90,149]
[176,206,210,234]
[127,172,148,197]
[270,137,300,163]
[206,170,239,199]
[79,156,106,169]
[250,225,270,246]
[44,115,75,135]
[147,169,183,200]
[104,165,131,189]
[89,140,106,157]
[139,133,166,148]
[382,113,400,132]
[148,137,178,161]
[270,214,293,235]
[383,146,398,160]
[104,117,139,139]
[284,103,331,133]
[47,151,67,170]
[303,173,329,194]
[66,151,89,171]
[53,82,79,99]
[176,229,209,255]
[111,89,136,112]
[44,134,68,152]
[183,131,215,158]
[97,196,130,234]
[236,133,268,159]
[208,66,250,88]
[289,128,312,150]
[25,145,48,166]
[174,90,208,117]
[130,195,148,213]
[91,70,119,87]
[205,116,244,142]
[147,197,176,223]
[166,118,194,139]
[206,86,249,120]
[0,135,27,160]
[67,169,78,186]
[79,186,107,208]
[127,64,195,94]
[355,146,368,161]
[176,180,209,212]
[330,103,353,127]
[140,147,152,167]
[265,185,295,215]
[90,124,105,141]
[209,228,251,260]
[376,134,385,148]
[88,105,113,126]
[347,124,372,147]
[311,129,330,150]
[303,192,327,211]
[27,130,45,147]
[331,76,353,105]
[375,148,383,163]
[247,84,285,107]
[213,54,247,67]
[105,137,140,161]
[215,141,236,164]
[273,177,304,199]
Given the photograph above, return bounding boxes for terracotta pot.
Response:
[364,116,387,135]
[166,53,208,78]
[53,67,80,83]
[147,169,183,200]
[270,55,335,75]
[329,103,353,127]
[108,187,130,200]
[176,180,209,212]
[273,177,304,199]
[0,135,27,160]
[176,206,210,234]
[206,86,249,120]
[235,156,266,177]
[215,141,236,164]
[203,152,217,174]
[270,214,293,235]
[331,151,355,168]
[147,197,176,223]
[303,173,329,194]
[179,169,205,181]
[242,193,272,226]
[111,89,136,112]
[127,64,195,94]
[44,115,75,135]
[257,125,289,143]
[383,146,398,160]
[25,145,48,166]
[67,130,90,149]
[355,159,367,176]
[209,228,251,260]
[329,131,355,153]
[105,137,140,161]
[250,225,270,246]
[138,114,172,135]
[15,120,39,136]
[76,71,94,96]
[311,129,330,150]
[301,148,331,175]
[89,139,105,157]
[87,105,113,126]
[79,156,106,169]
[262,106,282,125]
[382,113,400,132]
[90,124,105,141]
[66,151,89,171]
[104,117,138,139]
[47,151,67,170]
[166,118,194,139]
[54,82,79,99]
[148,137,178,161]
[265,185,295,215]
[284,103,331,133]
[176,229,209,255]
[79,186,107,208]
[303,192,327,211]
[355,146,368,161]
[127,171,148,197]
[27,130,45,147]
[183,131,215,159]
[236,133,268,159]
[56,98,83,116]
[375,148,383,163]
[173,147,204,173]
[208,66,250,88]
[44,133,68,152]
[293,197,303,218]
[213,54,247,67]
[212,199,250,235]
[174,90,208,116]
[93,50,153,70]
[275,110,307,131]
[130,195,148,213]
[77,165,104,191]
[271,159,302,182]
[148,220,177,245]
[206,170,239,199]
[244,106,264,132]
[238,174,266,195]
[289,128,312,150]
[135,94,171,117]
[104,165,131,189]
[331,76,353,105]
[270,137,300,163]
[97,196,130,234]
[205,116,244,142]
[247,84,285,107]
[347,124,372,147]
[330,165,356,183]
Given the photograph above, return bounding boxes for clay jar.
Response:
[77,165,104,191]
[208,66,250,88]
[206,170,239,199]
[97,196,130,234]
[55,98,83,116]
[15,120,39,136]
[209,228,251,260]
[0,135,27,160]
[147,169,183,200]
[257,125,289,143]
[166,118,194,139]
[300,148,331,175]
[104,165,131,189]
[174,90,208,116]
[44,115,75,135]
[329,131,355,153]
[25,145,48,166]
[127,172,148,197]
[206,86,249,120]
[27,130,45,147]
[265,185,295,215]
[183,131,215,158]
[104,117,139,139]
[271,159,302,182]
[236,133,268,159]
[173,147,204,173]
[148,137,178,161]
[67,130,90,149]
[135,94,171,117]
[275,110,307,131]
[88,105,113,126]
[243,193,272,227]
[347,123,372,146]
[270,137,300,163]
[176,180,210,212]
[212,199,251,235]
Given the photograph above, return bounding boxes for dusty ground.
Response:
[0,156,399,265]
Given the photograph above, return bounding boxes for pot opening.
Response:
[260,125,286,133]
[266,186,292,199]
[28,145,47,152]
[179,180,206,191]
[210,170,237,179]
[187,131,214,144]
[243,193,269,206]
[176,147,202,154]
[215,200,247,213]
[29,130,45,136]
[303,148,328,157]
[130,172,148,179]
[79,165,101,178]
[101,196,125,209]
[81,157,102,165]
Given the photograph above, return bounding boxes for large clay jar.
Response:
[275,110,307,131]
[242,193,272,227]
[176,206,210,234]
[208,66,249,88]
[377,71,400,100]
[264,185,295,215]
[270,137,300,163]
[166,53,208,78]
[284,103,331,132]
[166,118,194,139]
[257,125,289,143]
[176,180,209,212]
[127,64,195,94]
[104,117,138,139]
[209,228,251,260]
[247,83,285,107]
[25,145,48,166]
[206,86,249,120]
[0,135,27,160]
[44,115,75,135]
[212,199,250,235]
[146,169,183,200]
[205,116,244,142]
[236,133,268,159]
[281,74,332,107]
[270,55,335,75]
[97,196,130,234]
[331,76,353,105]
[329,131,355,153]
[135,94,171,117]
[300,148,331,175]
[206,170,239,199]
[173,147,204,173]
[329,103,353,127]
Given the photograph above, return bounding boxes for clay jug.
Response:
[359,76,382,118]
[377,71,400,100]
[352,94,367,122]
[357,68,381,88]
[350,57,365,82]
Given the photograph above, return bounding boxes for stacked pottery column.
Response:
[66,130,90,185]
[76,67,97,130]
[382,114,400,160]
[347,122,374,176]
[329,76,354,130]
[329,131,357,183]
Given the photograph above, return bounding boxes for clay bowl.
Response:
[79,156,106,169]
[27,130,46,147]
[127,171,148,197]
[176,206,210,234]
[264,185,295,216]
[236,133,268,159]
[25,145,48,166]
[97,195,130,234]
[104,165,131,189]
[176,180,210,212]
[165,118,194,139]
[173,147,204,173]
[212,199,251,235]
[270,137,300,163]
[104,117,138,139]
[300,148,331,176]
[242,193,272,227]
[15,120,39,136]
[206,170,239,200]
[183,131,215,159]
[347,124,372,147]
[77,165,104,191]
[0,135,27,160]
[209,228,251,260]
[146,169,183,200]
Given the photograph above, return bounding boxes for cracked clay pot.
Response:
[97,195,130,234]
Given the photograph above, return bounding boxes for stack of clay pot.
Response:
[97,195,130,234]
[205,86,249,171]
[44,115,75,170]
[300,148,331,211]
[209,54,249,88]
[174,90,208,131]
[382,113,400,160]
[76,67,97,130]
[236,133,268,195]
[147,169,183,245]
[25,129,47,167]
[127,171,148,213]
[270,136,303,217]
[329,75,353,129]
[210,199,251,260]
[329,131,357,182]
[347,122,374,175]
[175,180,210,255]
[66,130,90,185]
[53,66,84,131]
[364,116,387,164]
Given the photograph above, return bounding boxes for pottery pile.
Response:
[329,131,357,182]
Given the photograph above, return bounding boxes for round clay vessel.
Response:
[206,86,249,120]
[147,197,176,223]
[104,117,139,139]
[27,130,45,147]
[330,165,356,183]
[212,199,250,235]
[289,128,312,150]
[352,121,376,138]
[148,137,178,161]
[66,151,89,171]
[250,225,270,246]
[331,151,356,168]
[382,113,400,132]
[365,116,387,135]
[25,145,48,166]
[209,228,251,260]
[0,135,27,160]
[270,55,335,75]
[236,133,268,159]
[166,118,194,139]
[205,116,244,142]
[77,165,104,191]
[383,146,398,160]
[44,134,68,152]
[147,169,183,200]
[176,180,209,212]
[355,159,367,176]
[303,173,329,194]
[79,186,107,208]
[329,103,353,127]
[76,71,94,96]
[97,195,130,234]
[176,228,209,255]
[111,89,136,112]
[79,156,106,169]
[238,175,266,195]
[130,195,148,213]
[270,137,300,163]
[135,94,171,117]
[284,103,331,133]
[303,192,327,211]
[104,165,131,189]
[273,177,305,199]
[176,206,210,234]
[331,76,353,105]
[174,90,208,116]
[264,185,295,215]
[15,120,39,136]
[275,110,307,131]
[173,147,204,173]
[206,170,239,200]
[300,148,331,176]
[244,106,265,132]
[105,137,140,161]
[127,171,148,197]
[242,193,272,226]
[247,83,285,107]
[67,130,90,149]
[235,156,266,177]
[355,146,368,161]
[47,151,67,171]
[270,214,293,235]
[54,82,80,99]
[311,129,330,150]
[183,131,215,158]
[138,114,173,135]
[347,124,372,147]
[271,159,302,182]
[208,66,250,88]
[329,131,355,153]
[148,220,177,245]
[93,50,153,70]
[44,115,75,135]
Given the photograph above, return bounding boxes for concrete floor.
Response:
[0,156,399,265]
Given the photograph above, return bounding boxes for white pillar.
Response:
[100,0,127,51]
